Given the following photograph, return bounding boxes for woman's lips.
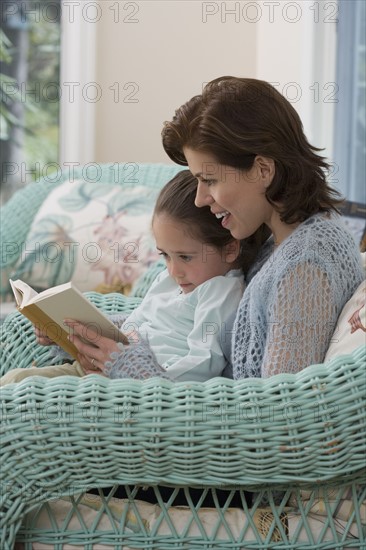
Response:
[221,212,231,228]
[214,210,231,228]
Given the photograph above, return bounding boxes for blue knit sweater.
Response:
[232,214,364,379]
[103,214,364,381]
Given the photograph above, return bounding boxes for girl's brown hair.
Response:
[153,170,270,276]
[162,77,343,224]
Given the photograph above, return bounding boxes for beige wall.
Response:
[93,1,257,163]
[61,1,336,166]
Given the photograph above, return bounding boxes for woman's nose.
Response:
[195,181,213,207]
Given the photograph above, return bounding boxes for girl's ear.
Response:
[254,156,275,187]
[224,239,241,264]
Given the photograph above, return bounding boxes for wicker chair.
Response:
[1,163,365,548]
[0,294,365,549]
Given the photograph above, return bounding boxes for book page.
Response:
[27,281,74,304]
[9,279,38,307]
[34,284,127,344]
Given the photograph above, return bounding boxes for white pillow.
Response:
[325,278,366,362]
[12,180,160,293]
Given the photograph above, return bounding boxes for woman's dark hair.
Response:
[162,76,343,224]
[153,170,270,276]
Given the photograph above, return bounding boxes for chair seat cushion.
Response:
[16,490,362,549]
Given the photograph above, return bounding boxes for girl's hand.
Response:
[34,326,55,346]
[63,319,122,376]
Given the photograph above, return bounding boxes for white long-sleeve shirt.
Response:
[109,268,244,382]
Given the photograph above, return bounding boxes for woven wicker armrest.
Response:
[1,346,365,548]
[0,292,143,375]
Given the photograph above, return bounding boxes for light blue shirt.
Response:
[122,269,244,382]
[232,214,364,378]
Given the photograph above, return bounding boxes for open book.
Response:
[9,279,128,360]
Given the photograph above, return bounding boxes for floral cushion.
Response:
[11,179,161,294]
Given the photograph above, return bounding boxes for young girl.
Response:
[1,170,269,385]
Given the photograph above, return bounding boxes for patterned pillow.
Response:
[12,180,160,294]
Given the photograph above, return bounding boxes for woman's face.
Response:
[183,148,275,240]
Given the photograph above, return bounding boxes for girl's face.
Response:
[152,213,239,294]
[183,148,275,240]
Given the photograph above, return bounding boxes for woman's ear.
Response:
[224,239,241,264]
[254,156,275,187]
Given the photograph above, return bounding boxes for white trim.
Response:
[59,0,97,166]
[333,0,366,203]
[310,0,338,163]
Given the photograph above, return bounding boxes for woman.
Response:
[161,76,364,378]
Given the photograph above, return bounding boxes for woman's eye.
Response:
[203,179,215,187]
[158,252,168,259]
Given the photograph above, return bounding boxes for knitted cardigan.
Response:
[232,214,364,379]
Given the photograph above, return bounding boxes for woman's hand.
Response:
[63,319,123,376]
[34,326,55,346]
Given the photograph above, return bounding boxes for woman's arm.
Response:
[262,263,334,377]
[64,319,169,379]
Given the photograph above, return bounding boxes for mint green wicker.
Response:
[130,258,166,299]
[0,162,184,299]
[1,293,365,549]
[1,163,365,548]
[0,292,143,375]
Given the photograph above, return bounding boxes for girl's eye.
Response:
[158,251,169,259]
[180,255,192,262]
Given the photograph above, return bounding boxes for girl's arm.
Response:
[155,276,243,382]
[105,276,242,382]
[67,274,243,381]
[63,319,169,379]
[104,339,170,380]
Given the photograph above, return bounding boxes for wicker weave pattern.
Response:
[1,163,365,548]
[0,292,142,376]
[14,484,366,549]
[130,258,166,298]
[0,345,365,548]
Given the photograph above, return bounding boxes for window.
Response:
[333,0,366,204]
[0,0,61,203]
